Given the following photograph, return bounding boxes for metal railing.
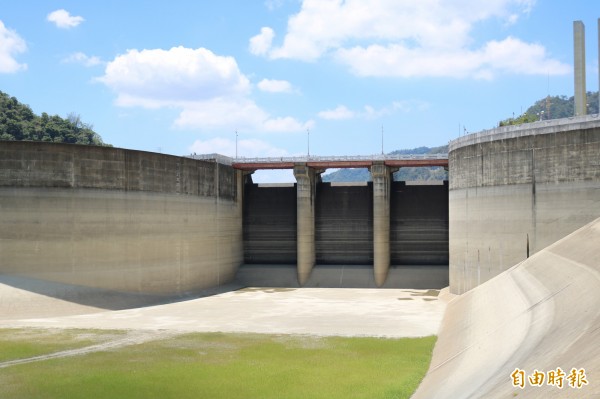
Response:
[449,114,600,152]
[188,153,448,165]
[226,153,448,164]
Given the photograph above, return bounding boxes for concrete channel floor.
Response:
[0,284,446,338]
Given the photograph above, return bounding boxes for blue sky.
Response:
[0,1,598,180]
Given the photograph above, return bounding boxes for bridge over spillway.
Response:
[194,154,450,288]
[229,154,448,171]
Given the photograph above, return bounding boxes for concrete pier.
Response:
[293,164,319,285]
[370,162,396,287]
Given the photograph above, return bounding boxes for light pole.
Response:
[235,130,238,159]
[381,125,384,155]
[307,128,310,157]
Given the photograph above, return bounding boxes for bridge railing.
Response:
[188,153,448,165]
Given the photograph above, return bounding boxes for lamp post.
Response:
[307,128,310,157]
[381,125,384,155]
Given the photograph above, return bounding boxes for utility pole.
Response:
[381,125,384,155]
[235,130,238,159]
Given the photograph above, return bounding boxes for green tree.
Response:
[0,90,110,146]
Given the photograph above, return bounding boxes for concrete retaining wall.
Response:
[0,142,243,296]
[449,115,600,294]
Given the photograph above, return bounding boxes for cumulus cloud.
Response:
[98,47,250,107]
[47,9,84,29]
[98,46,309,133]
[249,27,275,56]
[318,105,355,120]
[62,52,102,67]
[253,0,568,78]
[189,137,288,158]
[318,100,429,120]
[0,21,27,73]
[257,78,293,93]
[336,37,570,78]
[175,98,312,133]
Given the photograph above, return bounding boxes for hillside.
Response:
[0,90,108,146]
[500,91,599,126]
[322,145,449,182]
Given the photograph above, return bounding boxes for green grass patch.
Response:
[0,331,436,399]
[0,328,126,362]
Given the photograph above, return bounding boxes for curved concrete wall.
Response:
[449,115,600,294]
[0,142,243,296]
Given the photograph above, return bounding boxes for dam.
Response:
[0,143,449,294]
[1,112,600,399]
[1,114,599,296]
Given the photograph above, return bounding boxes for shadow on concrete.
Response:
[0,274,243,320]
[235,264,449,289]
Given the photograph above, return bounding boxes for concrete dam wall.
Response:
[0,141,243,296]
[1,142,449,293]
[449,115,600,294]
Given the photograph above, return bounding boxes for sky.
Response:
[0,1,598,181]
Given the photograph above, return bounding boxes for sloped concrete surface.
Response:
[412,218,600,398]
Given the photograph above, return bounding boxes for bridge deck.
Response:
[225,155,448,170]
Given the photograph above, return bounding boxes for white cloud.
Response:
[174,97,311,133]
[318,100,429,121]
[249,27,275,56]
[318,105,355,120]
[336,37,570,79]
[47,9,84,29]
[265,0,285,11]
[98,46,309,133]
[257,78,293,93]
[98,47,250,107]
[255,0,568,78]
[62,52,102,67]
[251,169,296,183]
[0,21,27,73]
[263,116,312,132]
[189,137,288,158]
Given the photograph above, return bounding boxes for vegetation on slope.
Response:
[499,91,599,126]
[0,90,108,146]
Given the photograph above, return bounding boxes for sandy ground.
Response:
[0,285,445,338]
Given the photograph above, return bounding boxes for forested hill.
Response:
[322,145,449,182]
[500,91,599,126]
[0,90,108,146]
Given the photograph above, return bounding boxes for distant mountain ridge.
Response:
[322,145,449,182]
